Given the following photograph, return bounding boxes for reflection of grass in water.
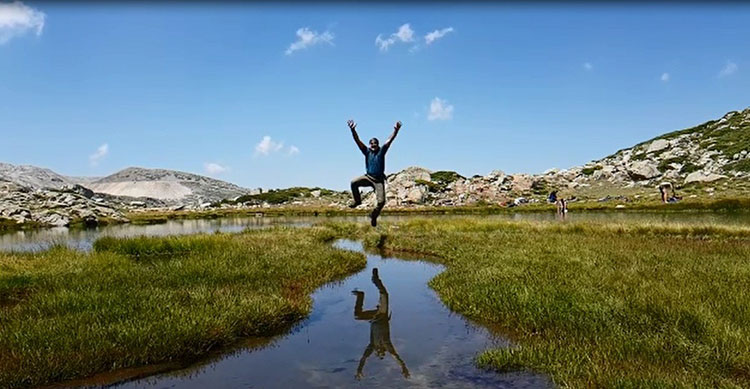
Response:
[352,218,750,388]
[0,226,365,388]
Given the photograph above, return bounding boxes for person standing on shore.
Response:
[347,120,401,227]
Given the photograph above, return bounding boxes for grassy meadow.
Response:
[350,218,750,388]
[2,216,750,388]
[0,226,365,388]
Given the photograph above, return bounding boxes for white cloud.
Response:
[375,23,414,52]
[0,1,46,45]
[204,162,227,175]
[661,72,670,82]
[718,61,738,78]
[254,136,299,157]
[583,62,593,71]
[89,143,109,166]
[255,136,284,156]
[285,27,334,55]
[428,97,454,121]
[424,27,454,45]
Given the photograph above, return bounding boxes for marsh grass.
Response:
[0,226,365,388]
[355,218,750,388]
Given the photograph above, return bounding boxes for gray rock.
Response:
[646,139,670,154]
[626,161,661,181]
[684,171,727,184]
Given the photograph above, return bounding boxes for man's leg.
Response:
[350,175,373,207]
[370,181,386,226]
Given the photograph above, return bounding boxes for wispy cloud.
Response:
[0,1,46,45]
[254,136,299,157]
[375,23,414,52]
[89,143,109,167]
[424,27,453,45]
[583,62,593,71]
[203,162,227,175]
[255,136,284,156]
[660,72,670,82]
[718,61,738,78]
[285,27,334,55]
[428,97,454,121]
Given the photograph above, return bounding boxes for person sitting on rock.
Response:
[347,119,401,227]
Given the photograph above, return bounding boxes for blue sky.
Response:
[1,2,748,190]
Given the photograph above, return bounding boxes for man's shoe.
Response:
[348,201,361,209]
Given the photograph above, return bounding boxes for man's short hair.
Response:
[369,138,379,144]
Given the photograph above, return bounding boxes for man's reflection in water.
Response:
[351,268,410,380]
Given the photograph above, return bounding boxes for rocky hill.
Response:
[0,163,73,189]
[86,167,250,206]
[562,107,750,187]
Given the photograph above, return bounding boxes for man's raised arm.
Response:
[348,120,367,154]
[382,121,402,151]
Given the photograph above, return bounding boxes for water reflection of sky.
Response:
[2,212,749,252]
[107,241,553,389]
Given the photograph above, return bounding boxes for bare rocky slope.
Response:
[87,167,250,206]
[0,163,73,189]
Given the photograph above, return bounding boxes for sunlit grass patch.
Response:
[0,226,365,388]
[362,218,750,388]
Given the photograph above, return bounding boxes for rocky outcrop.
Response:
[0,163,73,189]
[0,182,129,228]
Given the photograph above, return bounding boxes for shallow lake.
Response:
[72,240,552,389]
[2,211,749,252]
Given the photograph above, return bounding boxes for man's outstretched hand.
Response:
[394,121,402,131]
[347,120,357,132]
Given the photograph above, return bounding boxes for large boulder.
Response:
[684,171,727,184]
[626,161,661,181]
[646,139,670,154]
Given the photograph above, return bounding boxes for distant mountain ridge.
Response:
[0,163,73,189]
[0,164,250,206]
[86,167,249,204]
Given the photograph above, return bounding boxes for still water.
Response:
[3,212,749,252]
[103,240,552,389]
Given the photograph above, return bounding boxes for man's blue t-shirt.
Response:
[364,145,389,181]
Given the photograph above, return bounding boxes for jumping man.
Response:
[347,119,401,227]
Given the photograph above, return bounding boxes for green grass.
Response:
[581,165,603,175]
[430,170,464,185]
[354,218,750,388]
[0,226,365,388]
[724,158,750,173]
[657,156,689,173]
[224,187,344,205]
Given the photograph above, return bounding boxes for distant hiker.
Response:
[352,268,409,380]
[556,197,568,214]
[348,119,402,227]
[658,182,674,203]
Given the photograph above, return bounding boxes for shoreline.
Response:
[2,197,750,234]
